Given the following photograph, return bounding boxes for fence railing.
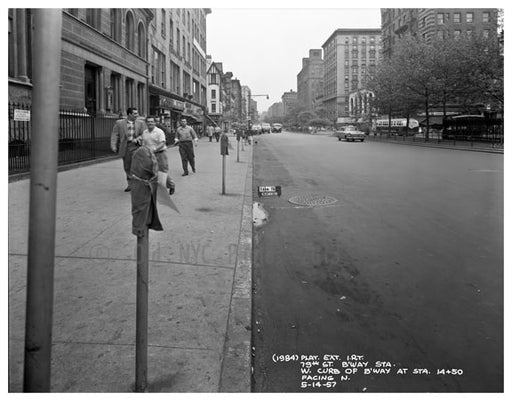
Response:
[366,131,504,151]
[9,103,119,175]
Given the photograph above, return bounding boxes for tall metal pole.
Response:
[222,155,226,195]
[23,9,62,392]
[135,229,149,392]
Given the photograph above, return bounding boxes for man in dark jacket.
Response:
[110,107,146,192]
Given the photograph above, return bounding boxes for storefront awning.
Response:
[419,116,444,127]
[205,114,219,126]
[181,113,202,124]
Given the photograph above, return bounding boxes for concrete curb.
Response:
[219,143,253,392]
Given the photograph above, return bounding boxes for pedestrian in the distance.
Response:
[110,107,146,192]
[214,125,221,142]
[142,116,175,195]
[175,117,198,176]
[207,124,214,142]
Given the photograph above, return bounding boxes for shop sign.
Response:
[14,109,31,121]
[173,100,185,110]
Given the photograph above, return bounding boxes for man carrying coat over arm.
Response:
[111,107,147,192]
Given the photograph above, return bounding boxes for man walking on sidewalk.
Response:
[111,107,146,192]
[175,117,198,176]
[207,124,214,142]
[142,116,175,195]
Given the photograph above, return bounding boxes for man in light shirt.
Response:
[174,117,198,176]
[142,116,175,194]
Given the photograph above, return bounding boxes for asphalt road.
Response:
[251,132,503,393]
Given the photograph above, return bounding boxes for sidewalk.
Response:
[8,136,253,392]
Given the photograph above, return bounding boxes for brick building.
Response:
[148,8,210,133]
[381,8,499,57]
[297,49,324,113]
[322,29,381,121]
[281,90,298,117]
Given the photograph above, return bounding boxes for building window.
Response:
[454,29,461,38]
[152,48,166,88]
[177,29,180,55]
[483,29,490,38]
[211,89,216,99]
[110,9,121,42]
[110,73,121,113]
[137,23,146,58]
[125,78,134,109]
[212,103,216,113]
[171,62,181,94]
[466,12,473,23]
[437,30,444,40]
[182,36,186,59]
[86,9,101,30]
[125,11,135,51]
[483,12,490,23]
[453,12,461,23]
[161,9,166,37]
[437,13,444,25]
[466,29,473,36]
[137,83,145,115]
[169,19,174,50]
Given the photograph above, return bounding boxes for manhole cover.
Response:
[288,194,338,207]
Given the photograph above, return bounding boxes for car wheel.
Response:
[338,137,341,141]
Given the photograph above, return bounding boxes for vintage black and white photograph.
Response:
[6,1,505,395]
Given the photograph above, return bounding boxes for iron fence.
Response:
[366,130,504,151]
[9,103,119,174]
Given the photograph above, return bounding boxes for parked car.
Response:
[335,125,365,142]
[261,123,271,133]
[252,124,262,134]
[271,123,283,133]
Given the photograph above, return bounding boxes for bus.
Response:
[442,115,503,143]
[375,118,420,136]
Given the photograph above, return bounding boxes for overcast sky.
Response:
[207,8,381,113]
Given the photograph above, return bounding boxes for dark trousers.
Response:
[214,133,220,142]
[123,142,140,183]
[178,141,195,173]
[209,136,213,142]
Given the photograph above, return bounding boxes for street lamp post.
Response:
[247,94,269,131]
